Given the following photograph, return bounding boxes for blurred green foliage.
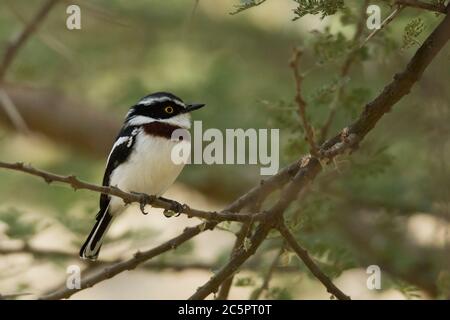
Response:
[0,0,449,299]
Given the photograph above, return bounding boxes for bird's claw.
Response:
[161,199,185,218]
[131,192,155,215]
[140,201,149,215]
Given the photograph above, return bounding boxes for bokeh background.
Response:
[0,0,449,299]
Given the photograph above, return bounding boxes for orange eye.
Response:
[165,106,174,114]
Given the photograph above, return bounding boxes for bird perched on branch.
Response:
[80,92,205,260]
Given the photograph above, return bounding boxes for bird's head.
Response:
[125,92,205,129]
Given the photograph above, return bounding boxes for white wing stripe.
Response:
[106,136,129,164]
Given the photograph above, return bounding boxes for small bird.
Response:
[80,92,205,260]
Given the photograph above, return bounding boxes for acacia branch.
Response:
[39,221,216,300]
[215,221,252,300]
[290,48,319,157]
[0,161,264,223]
[277,223,350,300]
[188,5,450,300]
[323,3,450,150]
[319,0,369,142]
[8,2,450,301]
[1,241,304,274]
[216,198,261,300]
[36,145,306,299]
[189,156,324,300]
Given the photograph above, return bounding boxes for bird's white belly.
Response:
[108,133,189,214]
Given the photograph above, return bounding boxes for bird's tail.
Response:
[79,207,114,261]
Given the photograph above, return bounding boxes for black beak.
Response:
[185,103,205,112]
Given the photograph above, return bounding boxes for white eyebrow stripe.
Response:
[138,96,185,108]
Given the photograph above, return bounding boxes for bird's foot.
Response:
[131,192,156,215]
[159,197,184,218]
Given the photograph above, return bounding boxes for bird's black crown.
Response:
[126,92,204,121]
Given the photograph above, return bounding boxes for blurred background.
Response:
[0,0,449,299]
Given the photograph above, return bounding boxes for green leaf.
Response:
[402,18,425,49]
[230,0,268,15]
[293,0,344,20]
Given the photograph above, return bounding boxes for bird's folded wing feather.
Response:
[98,125,139,216]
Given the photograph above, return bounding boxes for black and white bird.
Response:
[79,92,205,261]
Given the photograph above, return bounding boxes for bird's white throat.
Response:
[126,113,191,129]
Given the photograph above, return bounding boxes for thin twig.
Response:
[5,0,74,61]
[215,222,252,300]
[319,0,369,143]
[277,223,350,300]
[36,156,303,299]
[0,0,60,81]
[290,48,319,157]
[0,88,30,134]
[182,0,200,35]
[0,161,264,223]
[360,4,404,49]
[39,221,216,300]
[216,198,261,300]
[250,244,284,300]
[0,0,60,134]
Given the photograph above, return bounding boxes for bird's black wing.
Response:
[98,125,139,215]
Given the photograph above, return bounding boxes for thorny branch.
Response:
[0,161,264,223]
[1,242,307,275]
[30,153,308,299]
[187,3,450,300]
[188,156,324,300]
[216,222,253,299]
[39,221,217,300]
[0,1,448,301]
[277,223,350,300]
[290,48,319,157]
[216,198,260,299]
[319,0,369,143]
